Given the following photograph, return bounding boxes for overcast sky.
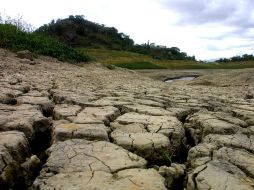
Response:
[1,0,254,60]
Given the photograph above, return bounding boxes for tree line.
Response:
[216,54,254,63]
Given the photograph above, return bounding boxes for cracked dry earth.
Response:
[1,49,254,190]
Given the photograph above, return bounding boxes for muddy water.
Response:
[165,76,196,83]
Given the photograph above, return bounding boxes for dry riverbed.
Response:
[1,49,254,190]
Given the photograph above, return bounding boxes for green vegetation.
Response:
[1,14,254,70]
[216,54,254,63]
[0,22,90,63]
[162,151,175,164]
[36,15,195,61]
[82,48,154,64]
[112,61,166,69]
[83,48,254,70]
[36,15,134,50]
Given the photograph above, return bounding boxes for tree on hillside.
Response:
[36,15,134,49]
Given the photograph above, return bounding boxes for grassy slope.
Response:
[82,48,254,70]
[0,24,90,63]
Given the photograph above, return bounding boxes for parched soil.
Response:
[1,48,254,190]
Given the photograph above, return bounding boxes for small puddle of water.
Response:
[165,76,196,83]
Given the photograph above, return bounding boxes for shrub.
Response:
[0,23,90,63]
[0,24,17,47]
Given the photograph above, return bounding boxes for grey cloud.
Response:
[157,0,254,58]
[160,0,254,48]
[161,0,254,28]
[200,27,254,41]
[206,44,221,51]
[206,42,254,52]
[202,28,254,57]
[229,43,254,50]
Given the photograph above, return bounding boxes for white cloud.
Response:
[0,0,253,60]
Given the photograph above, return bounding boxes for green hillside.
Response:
[0,23,90,63]
[2,14,254,69]
[36,15,195,61]
[83,48,254,70]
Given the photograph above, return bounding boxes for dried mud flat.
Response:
[1,49,254,190]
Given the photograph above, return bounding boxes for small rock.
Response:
[17,50,34,60]
[0,131,39,189]
[53,104,81,120]
[33,169,167,190]
[214,147,254,178]
[19,59,37,65]
[115,112,184,148]
[111,131,171,162]
[187,160,254,190]
[53,123,110,142]
[74,106,120,125]
[35,139,147,177]
[0,103,52,139]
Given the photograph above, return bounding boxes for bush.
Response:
[0,23,90,63]
[0,24,17,47]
